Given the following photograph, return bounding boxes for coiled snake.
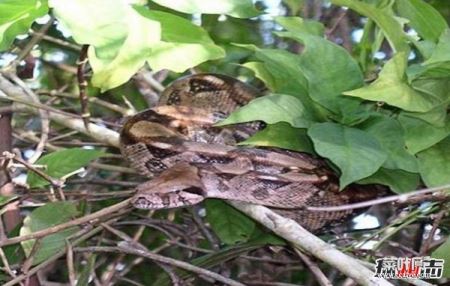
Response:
[120,74,381,232]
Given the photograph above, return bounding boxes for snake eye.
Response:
[183,187,204,195]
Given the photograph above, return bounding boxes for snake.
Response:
[120,74,382,232]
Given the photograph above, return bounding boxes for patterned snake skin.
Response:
[120,74,382,232]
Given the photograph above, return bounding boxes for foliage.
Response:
[0,0,449,284]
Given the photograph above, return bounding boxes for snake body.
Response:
[120,74,381,232]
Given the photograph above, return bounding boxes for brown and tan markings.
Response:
[120,73,382,232]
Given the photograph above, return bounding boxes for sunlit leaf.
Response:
[150,0,260,18]
[308,123,388,189]
[50,0,161,91]
[345,52,442,112]
[275,16,324,36]
[331,0,409,52]
[0,0,48,51]
[20,202,79,265]
[135,7,225,72]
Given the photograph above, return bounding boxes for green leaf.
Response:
[0,0,48,51]
[242,62,277,90]
[240,122,314,153]
[345,52,442,112]
[417,136,450,187]
[424,29,450,66]
[275,16,324,36]
[276,31,364,115]
[27,148,105,188]
[358,115,418,172]
[76,255,96,286]
[218,94,312,128]
[308,123,388,189]
[395,0,447,43]
[432,237,450,278]
[150,0,260,18]
[398,113,450,154]
[358,168,420,194]
[331,0,409,52]
[50,0,161,91]
[205,199,255,245]
[135,7,225,72]
[20,202,79,265]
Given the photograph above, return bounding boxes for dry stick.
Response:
[2,217,122,286]
[6,73,50,164]
[76,245,246,286]
[3,151,63,188]
[307,184,450,212]
[0,198,132,247]
[66,240,76,286]
[294,248,332,286]
[419,209,448,256]
[229,202,392,286]
[77,45,91,131]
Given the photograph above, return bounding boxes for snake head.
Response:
[132,163,206,210]
[132,188,205,209]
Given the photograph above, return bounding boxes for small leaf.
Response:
[151,0,260,18]
[432,237,450,278]
[395,0,447,43]
[275,16,324,36]
[20,202,80,265]
[345,52,442,112]
[398,113,450,154]
[0,0,48,51]
[205,199,255,245]
[308,123,388,189]
[218,94,312,128]
[27,148,105,188]
[358,115,418,172]
[417,136,450,187]
[358,168,420,194]
[331,0,409,52]
[240,123,314,153]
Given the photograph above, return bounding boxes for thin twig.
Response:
[77,45,90,131]
[0,198,132,247]
[419,209,448,255]
[76,245,246,286]
[307,184,450,212]
[294,247,332,286]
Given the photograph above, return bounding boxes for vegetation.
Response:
[0,0,449,285]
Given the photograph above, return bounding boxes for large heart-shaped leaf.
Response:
[308,122,388,189]
[218,94,312,128]
[417,136,450,187]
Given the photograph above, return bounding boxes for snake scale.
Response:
[120,74,382,232]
